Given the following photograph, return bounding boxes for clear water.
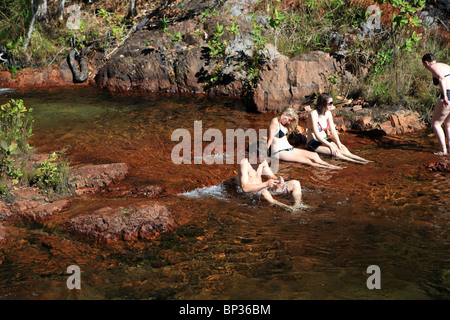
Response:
[0,86,449,300]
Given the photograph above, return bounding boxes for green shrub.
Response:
[33,151,70,195]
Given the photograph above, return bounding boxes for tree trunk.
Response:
[58,0,66,21]
[36,0,48,21]
[128,0,137,17]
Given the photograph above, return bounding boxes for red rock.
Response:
[426,158,450,172]
[253,51,349,112]
[12,199,70,220]
[69,163,129,194]
[68,201,176,242]
[0,223,6,242]
[0,60,76,88]
[0,201,13,222]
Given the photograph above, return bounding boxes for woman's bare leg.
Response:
[277,149,342,170]
[338,146,372,163]
[315,144,368,164]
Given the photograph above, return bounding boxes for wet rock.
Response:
[426,158,450,172]
[68,201,175,242]
[69,163,129,195]
[353,110,427,135]
[0,201,13,222]
[102,184,165,198]
[11,199,70,221]
[0,223,6,242]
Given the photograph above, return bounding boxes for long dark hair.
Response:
[316,93,332,115]
[422,53,436,64]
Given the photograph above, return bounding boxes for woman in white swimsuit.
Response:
[267,107,342,170]
[306,93,371,164]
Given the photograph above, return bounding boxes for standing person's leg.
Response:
[431,99,450,155]
[444,110,450,155]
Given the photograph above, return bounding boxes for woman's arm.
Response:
[267,118,278,149]
[310,110,334,148]
[327,111,344,148]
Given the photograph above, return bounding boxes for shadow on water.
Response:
[0,87,449,300]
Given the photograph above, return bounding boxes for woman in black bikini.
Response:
[422,53,450,156]
[306,93,371,164]
[267,107,342,170]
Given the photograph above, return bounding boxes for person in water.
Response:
[238,154,309,212]
[267,107,342,170]
[422,53,450,156]
[306,93,371,164]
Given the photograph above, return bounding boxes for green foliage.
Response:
[34,151,70,194]
[98,9,128,45]
[226,22,240,39]
[0,99,33,153]
[0,99,33,184]
[172,31,183,43]
[208,22,228,61]
[159,15,170,33]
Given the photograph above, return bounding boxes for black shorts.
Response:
[307,138,333,152]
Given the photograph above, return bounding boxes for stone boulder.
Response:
[426,158,450,172]
[11,199,70,221]
[0,223,6,242]
[94,16,250,97]
[69,163,129,195]
[253,51,348,112]
[0,59,75,88]
[0,201,13,222]
[299,106,426,135]
[68,201,175,242]
[352,109,426,135]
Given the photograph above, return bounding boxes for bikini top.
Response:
[274,122,287,139]
[433,74,450,85]
[318,118,329,132]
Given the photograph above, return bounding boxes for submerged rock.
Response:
[68,201,175,242]
[11,199,70,221]
[426,158,450,172]
[69,163,129,195]
[0,201,13,222]
[0,223,5,242]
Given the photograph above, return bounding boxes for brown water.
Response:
[0,86,449,300]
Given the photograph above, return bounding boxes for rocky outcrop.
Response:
[349,108,426,135]
[68,201,175,242]
[0,157,129,223]
[0,59,75,88]
[0,223,6,242]
[426,158,450,172]
[253,51,350,112]
[11,199,70,221]
[297,102,426,135]
[69,163,129,195]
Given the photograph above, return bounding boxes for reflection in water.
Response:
[0,87,449,300]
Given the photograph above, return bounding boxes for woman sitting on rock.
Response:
[306,93,371,164]
[267,107,342,170]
